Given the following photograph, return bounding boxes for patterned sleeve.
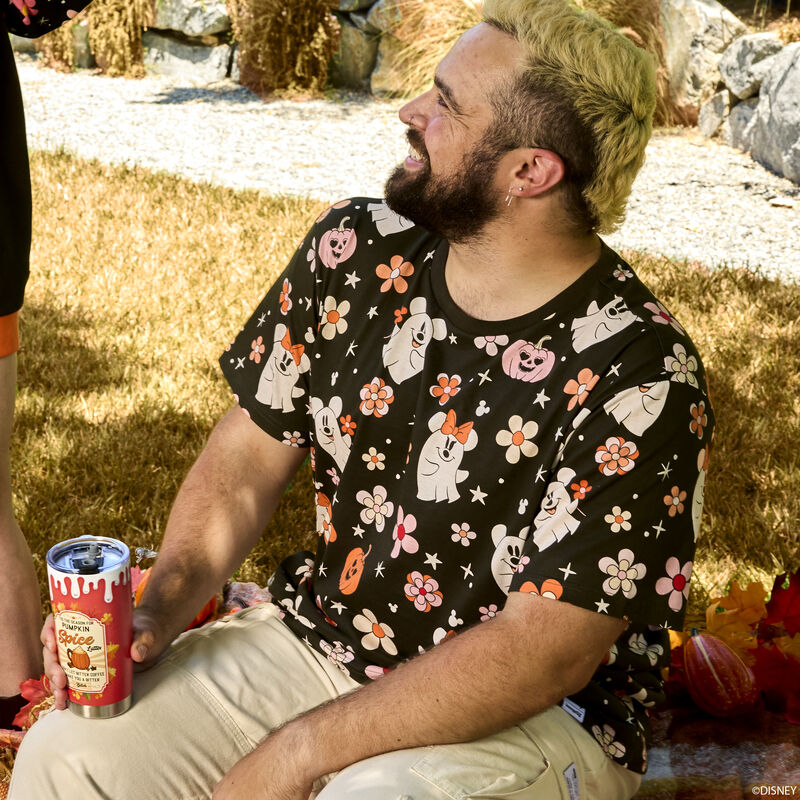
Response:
[5,0,94,37]
[508,331,714,631]
[219,221,322,447]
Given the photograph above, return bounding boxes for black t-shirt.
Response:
[220,199,714,774]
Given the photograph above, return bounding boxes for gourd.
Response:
[134,568,217,631]
[318,217,357,269]
[339,545,372,595]
[683,629,760,717]
[501,336,555,383]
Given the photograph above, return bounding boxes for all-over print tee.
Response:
[220,199,714,775]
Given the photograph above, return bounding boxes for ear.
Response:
[508,148,565,198]
[428,411,447,432]
[274,323,287,342]
[310,396,323,414]
[491,524,507,547]
[432,318,448,341]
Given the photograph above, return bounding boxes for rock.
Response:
[718,32,784,99]
[749,43,800,183]
[660,0,748,106]
[71,20,93,69]
[143,31,231,84]
[722,97,758,151]
[9,34,37,54]
[152,0,231,38]
[366,0,402,34]
[329,18,378,92]
[230,45,240,83]
[369,33,407,96]
[338,0,376,10]
[350,10,380,34]
[698,89,729,138]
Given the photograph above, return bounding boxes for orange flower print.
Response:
[563,368,600,411]
[249,336,266,364]
[340,414,357,436]
[571,479,592,500]
[430,373,461,405]
[279,278,292,315]
[359,377,394,417]
[595,436,639,476]
[376,255,414,293]
[519,578,563,600]
[664,485,687,517]
[690,401,707,439]
[394,306,408,324]
[404,571,443,612]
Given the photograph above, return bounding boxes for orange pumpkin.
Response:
[339,545,372,595]
[134,568,217,631]
[683,629,760,717]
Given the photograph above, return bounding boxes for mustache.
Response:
[406,129,428,159]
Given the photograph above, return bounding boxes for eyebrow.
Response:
[433,74,464,115]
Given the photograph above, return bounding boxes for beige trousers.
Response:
[10,603,641,800]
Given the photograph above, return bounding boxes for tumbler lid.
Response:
[47,536,129,575]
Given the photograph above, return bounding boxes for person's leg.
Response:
[0,351,43,708]
[9,603,359,800]
[316,705,642,800]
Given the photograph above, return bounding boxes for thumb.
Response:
[131,618,158,664]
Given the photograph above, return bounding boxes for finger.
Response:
[131,627,156,663]
[40,613,56,650]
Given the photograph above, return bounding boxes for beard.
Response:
[384,130,506,244]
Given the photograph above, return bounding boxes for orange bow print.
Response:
[440,409,473,444]
[281,330,305,366]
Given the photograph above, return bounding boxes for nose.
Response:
[398,88,436,129]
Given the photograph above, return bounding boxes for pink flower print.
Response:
[404,571,443,613]
[279,279,292,315]
[479,604,498,621]
[249,335,266,364]
[325,467,340,486]
[644,301,685,334]
[356,485,393,532]
[11,0,38,23]
[282,431,305,447]
[391,506,419,558]
[592,723,626,760]
[306,237,317,271]
[474,334,509,357]
[595,436,639,476]
[598,548,647,599]
[516,555,531,574]
[655,557,693,612]
[450,522,476,547]
[359,377,394,417]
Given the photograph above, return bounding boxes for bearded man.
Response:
[13,1,713,798]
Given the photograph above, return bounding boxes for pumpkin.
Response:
[134,568,217,631]
[502,336,556,383]
[319,216,357,270]
[683,629,760,717]
[68,646,91,670]
[339,545,372,595]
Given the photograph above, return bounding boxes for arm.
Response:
[213,591,627,800]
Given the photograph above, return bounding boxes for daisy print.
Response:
[604,506,632,532]
[644,301,685,334]
[474,334,509,356]
[595,436,639,476]
[496,415,539,464]
[655,557,693,612]
[450,522,476,547]
[376,255,414,293]
[404,571,444,612]
[430,373,461,405]
[627,633,664,666]
[664,343,699,388]
[249,336,266,364]
[598,548,646,599]
[359,377,394,417]
[319,296,350,340]
[563,368,600,411]
[279,279,292,315]
[391,506,420,558]
[352,609,398,655]
[362,447,385,471]
[613,264,633,281]
[282,431,305,447]
[356,485,394,532]
[592,724,626,760]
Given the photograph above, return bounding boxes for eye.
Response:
[436,92,449,109]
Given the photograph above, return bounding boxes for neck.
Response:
[444,213,601,322]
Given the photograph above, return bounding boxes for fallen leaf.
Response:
[712,580,768,627]
[765,570,800,636]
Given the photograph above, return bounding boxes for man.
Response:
[13,0,713,797]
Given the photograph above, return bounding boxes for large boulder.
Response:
[152,0,231,38]
[366,0,402,34]
[749,43,800,183]
[338,0,377,10]
[369,33,406,96]
[660,0,748,106]
[718,32,784,99]
[722,97,759,151]
[328,17,378,92]
[698,89,730,138]
[143,31,232,83]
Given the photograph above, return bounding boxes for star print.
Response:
[460,563,474,580]
[657,462,672,480]
[424,250,435,261]
[304,297,312,311]
[303,635,312,647]
[559,563,576,580]
[329,601,346,614]
[555,427,564,440]
[235,357,245,370]
[367,306,379,319]
[607,362,621,377]
[595,598,610,613]
[346,341,358,357]
[317,563,327,577]
[374,562,385,577]
[448,333,458,344]
[478,369,492,385]
[424,553,442,570]
[535,465,547,483]
[257,313,266,327]
[652,520,665,538]
[534,389,550,408]
[470,486,487,504]
[344,271,361,289]
[353,524,365,538]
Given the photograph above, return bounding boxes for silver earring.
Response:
[504,190,514,206]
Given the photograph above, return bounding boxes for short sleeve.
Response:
[509,333,714,631]
[5,0,94,36]
[219,224,321,446]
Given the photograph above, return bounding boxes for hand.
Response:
[41,614,68,710]
[130,607,170,671]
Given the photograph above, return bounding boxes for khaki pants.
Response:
[10,604,641,800]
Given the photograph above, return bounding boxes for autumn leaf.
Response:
[706,603,758,661]
[712,580,768,627]
[12,676,54,730]
[765,570,800,636]
[775,634,800,662]
[751,643,800,724]
[0,729,24,750]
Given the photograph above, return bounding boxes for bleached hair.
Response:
[482,0,656,234]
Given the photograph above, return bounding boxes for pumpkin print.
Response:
[501,336,556,383]
[319,217,357,270]
[339,545,372,595]
[68,646,90,670]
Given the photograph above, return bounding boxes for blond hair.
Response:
[482,0,656,233]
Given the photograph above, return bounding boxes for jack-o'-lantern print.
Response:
[501,336,556,383]
[67,646,91,670]
[339,545,372,595]
[319,217,357,270]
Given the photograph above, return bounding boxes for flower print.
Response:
[474,334,509,357]
[450,522,476,547]
[655,557,693,612]
[592,724,626,760]
[664,343,699,388]
[563,368,600,411]
[306,237,317,271]
[376,255,414,293]
[362,447,385,471]
[248,335,266,364]
[365,664,391,680]
[495,415,539,464]
[690,401,707,439]
[519,578,563,600]
[391,506,419,558]
[352,609,398,655]
[325,467,340,486]
[516,555,531,573]
[340,415,357,436]
[627,633,664,666]
[356,486,394,532]
[282,431,305,447]
[404,571,444,612]
[598,548,647,599]
[604,506,632,532]
[644,301,685,334]
[595,436,639,476]
[359,377,394,417]
[279,278,292,315]
[12,0,38,24]
[394,306,408,324]
[613,265,633,281]
[571,479,592,500]
[320,640,355,667]
[664,485,686,517]
[320,296,350,340]
[430,373,461,405]
[479,604,499,621]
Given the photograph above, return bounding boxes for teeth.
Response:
[409,146,425,161]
